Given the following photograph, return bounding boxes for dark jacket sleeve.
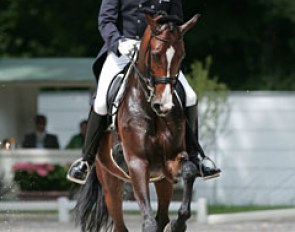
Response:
[169,0,183,21]
[98,0,121,56]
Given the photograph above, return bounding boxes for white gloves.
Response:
[118,39,140,56]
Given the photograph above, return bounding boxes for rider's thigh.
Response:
[94,52,129,115]
[178,71,197,107]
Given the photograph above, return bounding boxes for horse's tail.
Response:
[74,166,113,232]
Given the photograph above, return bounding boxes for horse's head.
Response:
[138,14,200,117]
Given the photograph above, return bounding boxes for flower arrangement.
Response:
[13,162,73,191]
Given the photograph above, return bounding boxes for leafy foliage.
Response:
[13,162,73,191]
[183,0,295,90]
[1,0,295,89]
[186,56,228,100]
[0,173,11,200]
[0,0,102,57]
[186,57,229,150]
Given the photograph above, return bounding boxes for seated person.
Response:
[22,114,59,149]
[66,120,87,149]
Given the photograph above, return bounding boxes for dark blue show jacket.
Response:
[92,0,183,80]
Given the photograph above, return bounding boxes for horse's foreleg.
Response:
[164,161,197,232]
[96,160,129,232]
[154,178,173,232]
[128,158,158,232]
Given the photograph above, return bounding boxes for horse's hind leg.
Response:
[96,160,129,232]
[164,161,197,232]
[154,178,173,232]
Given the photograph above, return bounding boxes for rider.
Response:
[67,0,221,184]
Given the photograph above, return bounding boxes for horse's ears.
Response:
[179,14,200,35]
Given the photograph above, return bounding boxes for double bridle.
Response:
[132,26,183,102]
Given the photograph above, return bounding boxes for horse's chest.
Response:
[148,126,182,153]
[119,107,184,153]
[151,131,171,145]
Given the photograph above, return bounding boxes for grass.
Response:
[0,205,294,216]
[105,205,295,216]
[0,210,57,214]
[208,205,294,214]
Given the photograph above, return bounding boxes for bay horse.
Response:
[75,14,200,232]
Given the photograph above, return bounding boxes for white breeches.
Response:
[93,52,197,115]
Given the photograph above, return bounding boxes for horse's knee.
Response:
[182,161,197,180]
[128,159,148,172]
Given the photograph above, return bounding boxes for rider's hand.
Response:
[118,39,140,56]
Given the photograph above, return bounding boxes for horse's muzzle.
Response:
[151,101,173,117]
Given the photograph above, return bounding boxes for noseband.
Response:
[133,25,183,102]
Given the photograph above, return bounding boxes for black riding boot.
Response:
[185,105,221,180]
[67,111,107,184]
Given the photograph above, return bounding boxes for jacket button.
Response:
[136,36,140,40]
[137,19,141,23]
[138,4,142,8]
[151,5,155,9]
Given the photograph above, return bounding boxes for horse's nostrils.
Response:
[151,102,171,117]
[152,103,161,112]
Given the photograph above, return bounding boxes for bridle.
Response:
[133,24,183,102]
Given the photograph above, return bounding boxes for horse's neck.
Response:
[127,68,150,108]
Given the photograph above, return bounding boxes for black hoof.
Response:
[164,220,186,232]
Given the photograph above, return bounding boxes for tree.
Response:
[1,0,295,90]
[182,0,295,90]
[0,0,102,57]
[186,57,230,151]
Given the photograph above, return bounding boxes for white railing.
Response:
[0,197,208,223]
[0,149,208,223]
[0,149,80,183]
[2,197,295,224]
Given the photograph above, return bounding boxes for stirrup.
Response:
[198,156,220,180]
[66,158,91,185]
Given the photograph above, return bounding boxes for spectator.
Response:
[66,120,87,149]
[22,114,59,149]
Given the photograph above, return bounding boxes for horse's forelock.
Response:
[155,15,183,26]
[154,15,183,34]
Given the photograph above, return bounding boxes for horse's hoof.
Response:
[142,217,158,232]
[163,219,187,232]
[163,222,172,232]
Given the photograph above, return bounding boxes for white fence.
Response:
[0,197,205,223]
[196,92,295,206]
[1,197,295,224]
